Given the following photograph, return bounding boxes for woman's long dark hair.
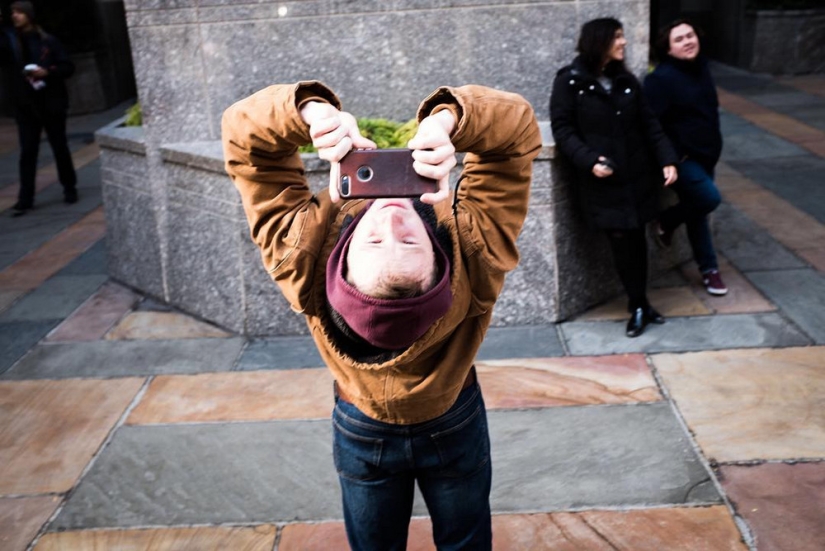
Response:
[576,17,626,76]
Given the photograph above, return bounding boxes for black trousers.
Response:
[15,103,77,208]
[605,227,649,312]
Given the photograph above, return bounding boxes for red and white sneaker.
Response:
[702,270,728,296]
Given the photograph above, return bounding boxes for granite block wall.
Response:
[97,0,683,335]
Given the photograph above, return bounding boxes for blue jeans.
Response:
[332,381,492,551]
[659,160,721,273]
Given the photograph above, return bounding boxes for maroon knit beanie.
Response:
[326,207,453,350]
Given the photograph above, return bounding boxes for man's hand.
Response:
[407,109,457,205]
[663,165,678,186]
[299,101,375,202]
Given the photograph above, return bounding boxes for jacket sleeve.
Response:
[549,72,601,172]
[635,77,679,167]
[221,81,340,313]
[44,35,74,81]
[642,70,670,119]
[417,85,541,309]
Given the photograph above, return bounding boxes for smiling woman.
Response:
[550,17,679,338]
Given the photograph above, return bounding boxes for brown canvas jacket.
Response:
[222,81,540,423]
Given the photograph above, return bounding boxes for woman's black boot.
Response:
[644,306,665,325]
[626,307,646,338]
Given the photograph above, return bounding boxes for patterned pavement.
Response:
[1,66,824,550]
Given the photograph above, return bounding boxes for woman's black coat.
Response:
[550,57,678,230]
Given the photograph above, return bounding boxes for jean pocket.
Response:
[429,404,490,478]
[332,415,385,481]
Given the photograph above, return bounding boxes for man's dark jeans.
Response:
[332,381,492,551]
[659,159,722,273]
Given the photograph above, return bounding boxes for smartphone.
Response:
[338,149,438,199]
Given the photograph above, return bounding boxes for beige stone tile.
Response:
[652,347,825,462]
[105,311,231,340]
[681,258,775,315]
[0,378,145,495]
[717,89,772,117]
[574,286,710,321]
[747,113,823,144]
[279,522,350,551]
[491,507,746,550]
[34,525,276,551]
[0,496,60,551]
[477,355,661,408]
[46,282,140,342]
[778,75,825,98]
[801,139,825,158]
[127,368,334,424]
[797,247,825,273]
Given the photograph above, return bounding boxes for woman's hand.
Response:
[407,109,457,205]
[299,101,376,202]
[592,156,614,178]
[663,165,678,186]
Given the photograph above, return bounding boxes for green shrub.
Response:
[299,117,418,153]
[124,103,142,127]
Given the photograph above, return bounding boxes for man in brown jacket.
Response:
[222,81,540,550]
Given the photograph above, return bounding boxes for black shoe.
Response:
[11,202,32,217]
[64,188,78,204]
[644,306,665,325]
[626,307,646,338]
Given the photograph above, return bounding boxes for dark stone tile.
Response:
[747,269,825,344]
[0,320,60,375]
[1,338,246,380]
[235,337,324,370]
[719,462,825,551]
[476,325,565,360]
[721,131,807,163]
[0,275,108,322]
[714,203,806,272]
[52,403,719,529]
[727,155,825,225]
[51,421,340,529]
[58,240,108,276]
[560,313,810,355]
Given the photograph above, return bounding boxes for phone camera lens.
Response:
[356,166,373,182]
[340,175,350,197]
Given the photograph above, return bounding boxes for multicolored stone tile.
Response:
[0,208,106,292]
[0,378,145,494]
[127,368,334,424]
[105,311,232,340]
[491,507,746,550]
[476,355,661,408]
[0,496,60,551]
[719,462,825,551]
[278,507,746,550]
[45,282,140,342]
[652,347,825,462]
[34,525,277,551]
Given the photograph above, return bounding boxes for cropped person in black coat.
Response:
[550,17,678,337]
[0,1,77,216]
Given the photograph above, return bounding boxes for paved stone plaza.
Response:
[1,65,824,550]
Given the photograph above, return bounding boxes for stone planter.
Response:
[96,120,691,336]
